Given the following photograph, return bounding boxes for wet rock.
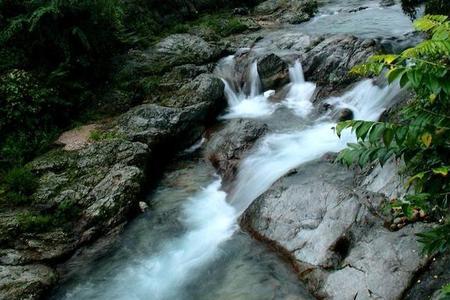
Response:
[242,159,431,299]
[257,54,290,91]
[337,108,354,121]
[0,264,57,300]
[303,35,378,96]
[206,119,268,182]
[138,202,149,212]
[380,0,395,7]
[348,6,368,13]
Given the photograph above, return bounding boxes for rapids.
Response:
[50,1,416,299]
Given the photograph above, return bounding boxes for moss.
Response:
[194,13,249,37]
[16,212,53,233]
[1,167,38,206]
[89,129,125,142]
[140,76,162,94]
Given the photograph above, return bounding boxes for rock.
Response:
[241,159,431,299]
[361,158,407,200]
[56,124,99,151]
[233,7,250,15]
[254,0,318,24]
[380,0,395,7]
[348,6,368,13]
[0,264,57,300]
[206,119,268,182]
[162,73,225,108]
[118,73,225,148]
[257,54,290,90]
[156,34,218,62]
[139,201,149,212]
[303,35,378,96]
[337,108,354,121]
[254,0,283,14]
[119,34,220,78]
[403,252,450,300]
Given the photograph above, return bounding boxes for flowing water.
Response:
[51,1,415,299]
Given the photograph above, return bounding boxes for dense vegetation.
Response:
[0,0,258,206]
[336,15,450,254]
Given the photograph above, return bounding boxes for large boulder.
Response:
[241,159,431,299]
[254,0,318,24]
[129,34,220,75]
[0,265,57,300]
[303,35,378,97]
[206,119,268,182]
[117,74,225,148]
[257,54,290,90]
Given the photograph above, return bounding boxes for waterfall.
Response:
[218,58,277,119]
[289,60,305,84]
[249,61,262,98]
[284,60,316,118]
[229,79,401,214]
[61,180,237,300]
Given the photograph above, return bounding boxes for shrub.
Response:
[3,167,38,197]
[16,212,52,233]
[336,15,450,254]
[0,69,55,133]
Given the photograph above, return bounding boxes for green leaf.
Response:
[383,128,394,147]
[399,71,410,88]
[386,67,405,84]
[432,166,449,176]
[336,121,352,138]
[421,132,432,148]
[369,123,385,144]
[355,122,373,141]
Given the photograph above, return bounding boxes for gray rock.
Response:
[337,108,354,121]
[257,54,290,90]
[255,0,318,24]
[242,159,431,299]
[0,264,57,300]
[118,34,219,80]
[303,35,378,97]
[206,119,268,182]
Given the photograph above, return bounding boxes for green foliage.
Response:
[338,15,450,255]
[417,223,450,254]
[1,167,38,205]
[15,199,81,233]
[89,129,124,142]
[196,14,249,37]
[16,212,52,233]
[0,69,55,133]
[439,283,450,300]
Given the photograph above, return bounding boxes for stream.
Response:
[50,1,420,299]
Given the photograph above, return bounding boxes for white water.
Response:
[59,55,401,300]
[222,59,317,120]
[221,61,278,119]
[63,180,237,300]
[226,62,400,213]
[283,60,316,118]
